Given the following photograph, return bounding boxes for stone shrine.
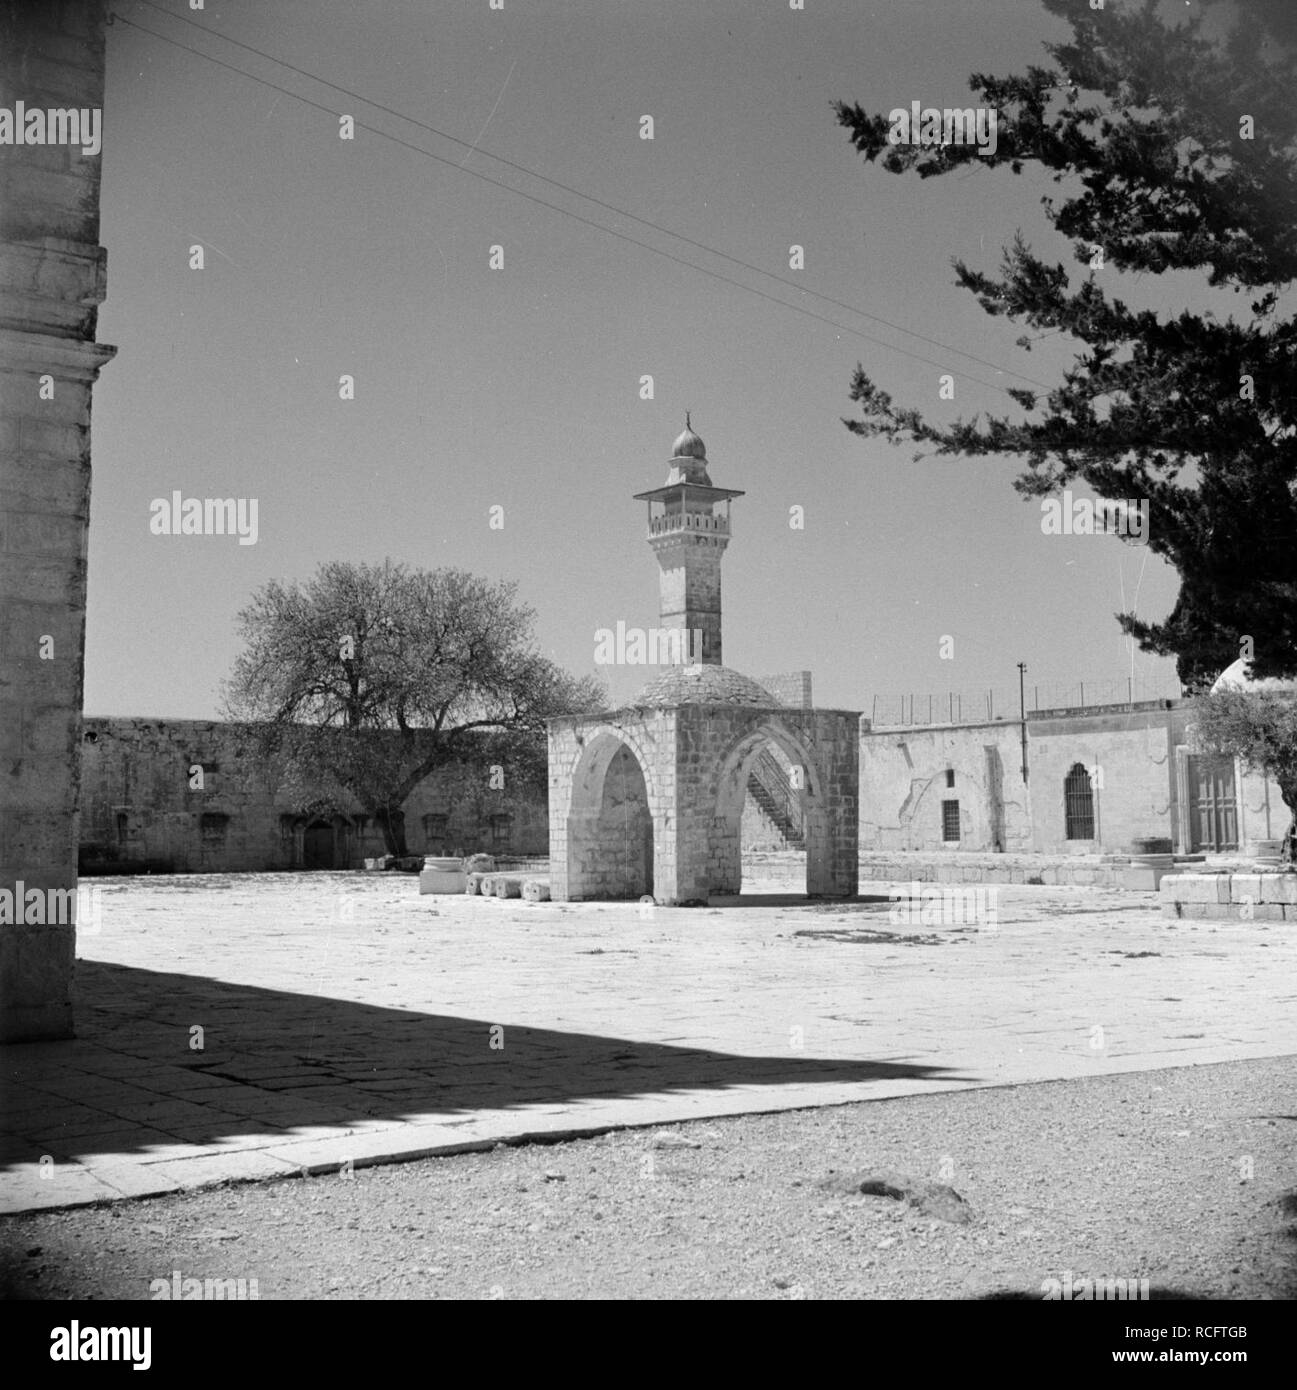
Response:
[547,421,860,904]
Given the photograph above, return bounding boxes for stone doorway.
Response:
[303,821,336,869]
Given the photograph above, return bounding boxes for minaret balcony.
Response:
[647,511,731,539]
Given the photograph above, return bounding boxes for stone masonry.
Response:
[549,423,860,905]
[859,699,1288,857]
[547,703,859,904]
[0,1,113,1040]
[78,718,549,873]
[1160,871,1297,921]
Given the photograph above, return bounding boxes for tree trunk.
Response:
[375,807,408,858]
[1276,776,1297,866]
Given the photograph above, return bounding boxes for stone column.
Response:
[546,723,575,899]
[1,0,114,1041]
[830,713,861,897]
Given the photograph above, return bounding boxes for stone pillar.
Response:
[816,712,861,898]
[546,722,576,900]
[0,0,114,1041]
[708,813,742,894]
[668,711,713,904]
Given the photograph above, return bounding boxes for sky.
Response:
[87,0,1195,721]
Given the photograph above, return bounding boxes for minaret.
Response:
[633,416,744,666]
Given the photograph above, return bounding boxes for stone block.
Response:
[1165,901,1217,919]
[5,509,87,557]
[1260,874,1297,905]
[1230,873,1263,905]
[1162,874,1230,904]
[1121,866,1167,892]
[18,416,89,459]
[0,167,98,242]
[0,458,89,515]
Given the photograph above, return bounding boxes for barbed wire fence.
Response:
[866,675,1183,728]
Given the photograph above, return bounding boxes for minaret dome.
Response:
[671,413,707,461]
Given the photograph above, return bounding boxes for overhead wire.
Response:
[130,0,1053,393]
[112,3,1056,401]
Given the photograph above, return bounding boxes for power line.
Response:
[130,0,1053,393]
[110,7,1044,398]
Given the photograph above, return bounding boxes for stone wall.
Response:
[1,0,113,1040]
[78,718,549,873]
[858,720,1031,853]
[860,701,1294,856]
[1027,708,1176,852]
[756,671,813,709]
[858,850,1126,888]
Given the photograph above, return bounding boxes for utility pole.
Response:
[1018,662,1029,785]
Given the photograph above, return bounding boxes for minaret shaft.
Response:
[652,535,726,666]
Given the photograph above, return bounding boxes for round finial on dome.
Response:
[671,414,707,460]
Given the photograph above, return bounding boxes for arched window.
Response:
[1064,763,1095,840]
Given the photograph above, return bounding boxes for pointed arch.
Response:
[562,725,657,900]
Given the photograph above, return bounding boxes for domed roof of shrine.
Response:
[634,663,775,708]
[1211,657,1297,695]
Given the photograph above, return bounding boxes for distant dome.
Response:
[671,415,707,460]
[634,664,775,708]
[1211,657,1297,695]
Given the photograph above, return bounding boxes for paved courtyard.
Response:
[2,860,1294,1214]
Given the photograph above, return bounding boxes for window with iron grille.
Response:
[941,800,960,841]
[491,813,512,846]
[423,813,448,849]
[1064,763,1095,839]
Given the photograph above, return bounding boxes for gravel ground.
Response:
[2,1055,1294,1300]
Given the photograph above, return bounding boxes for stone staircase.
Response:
[747,749,805,850]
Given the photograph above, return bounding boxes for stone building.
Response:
[78,718,548,873]
[857,695,1287,857]
[547,422,861,903]
[1,1,113,1040]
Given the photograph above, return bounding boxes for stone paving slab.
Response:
[2,867,1295,1214]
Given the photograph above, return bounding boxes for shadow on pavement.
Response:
[0,959,969,1168]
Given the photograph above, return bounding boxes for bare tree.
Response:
[222,560,605,856]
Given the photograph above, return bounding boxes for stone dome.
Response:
[1210,657,1297,695]
[634,664,775,708]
